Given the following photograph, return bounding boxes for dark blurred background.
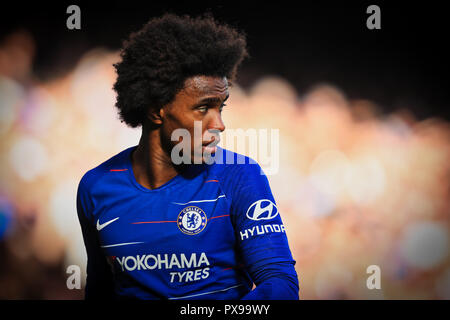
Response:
[1,1,449,300]
[1,0,448,120]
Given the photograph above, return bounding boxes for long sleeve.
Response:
[226,161,300,300]
[76,177,115,299]
[241,261,299,300]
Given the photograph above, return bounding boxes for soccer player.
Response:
[76,13,299,300]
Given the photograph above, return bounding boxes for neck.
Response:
[131,126,179,190]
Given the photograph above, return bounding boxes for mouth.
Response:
[202,136,220,154]
[202,136,220,147]
[202,145,217,155]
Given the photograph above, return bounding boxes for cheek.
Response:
[159,125,176,152]
[161,109,211,149]
[162,111,186,139]
[160,120,195,150]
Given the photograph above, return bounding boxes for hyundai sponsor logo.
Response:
[246,199,279,221]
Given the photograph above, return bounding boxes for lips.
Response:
[202,135,220,147]
[201,135,220,155]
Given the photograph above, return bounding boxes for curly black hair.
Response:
[113,13,248,128]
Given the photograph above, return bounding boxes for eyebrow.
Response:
[197,94,229,105]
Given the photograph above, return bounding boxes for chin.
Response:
[191,152,215,165]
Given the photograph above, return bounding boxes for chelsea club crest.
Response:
[177,206,207,235]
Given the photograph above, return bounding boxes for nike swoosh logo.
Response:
[96,217,119,231]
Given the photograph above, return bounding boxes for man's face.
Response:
[160,75,229,164]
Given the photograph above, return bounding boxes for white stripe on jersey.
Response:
[172,194,226,205]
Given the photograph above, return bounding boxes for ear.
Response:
[147,107,165,125]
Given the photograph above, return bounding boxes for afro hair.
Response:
[113,13,248,128]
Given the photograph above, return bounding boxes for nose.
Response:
[208,110,226,132]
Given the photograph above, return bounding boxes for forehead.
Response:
[182,76,229,99]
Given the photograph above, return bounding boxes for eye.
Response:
[219,103,227,112]
[197,106,208,113]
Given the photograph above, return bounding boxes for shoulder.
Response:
[207,147,267,186]
[78,146,135,193]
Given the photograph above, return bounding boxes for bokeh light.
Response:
[0,27,449,299]
[400,221,449,270]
